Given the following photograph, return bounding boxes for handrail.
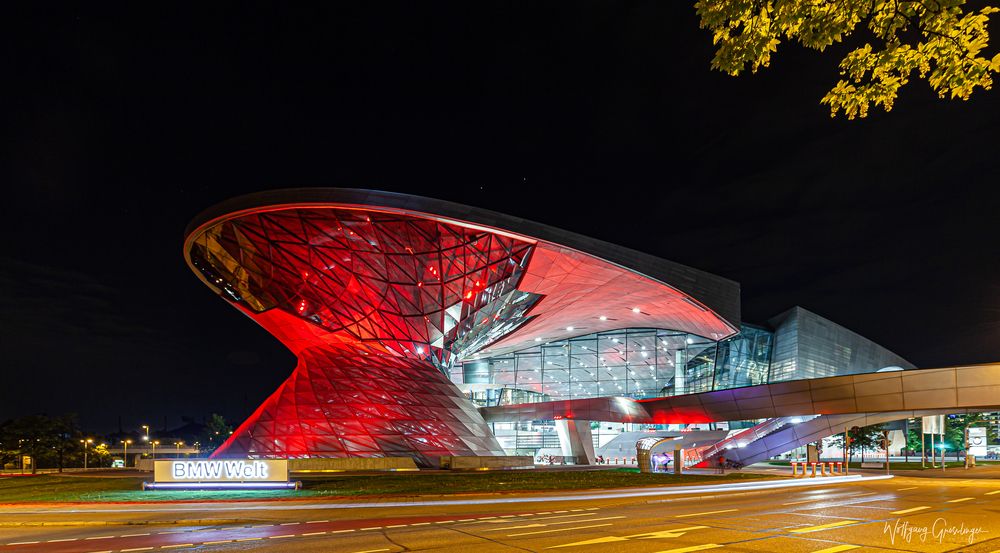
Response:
[684,415,819,466]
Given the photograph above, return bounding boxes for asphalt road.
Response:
[2,475,1000,552]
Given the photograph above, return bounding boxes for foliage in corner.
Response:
[695,0,1000,118]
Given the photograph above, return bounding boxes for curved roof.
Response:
[184,188,740,358]
[186,188,740,329]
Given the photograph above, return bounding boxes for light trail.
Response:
[0,474,893,515]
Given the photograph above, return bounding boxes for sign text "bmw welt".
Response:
[153,459,288,483]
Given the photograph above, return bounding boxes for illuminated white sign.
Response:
[969,427,987,457]
[154,459,288,484]
[172,460,268,480]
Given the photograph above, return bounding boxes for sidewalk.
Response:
[747,462,1000,479]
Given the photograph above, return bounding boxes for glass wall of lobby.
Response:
[452,326,774,405]
[452,326,774,459]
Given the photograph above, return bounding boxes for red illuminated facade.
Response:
[185,189,738,465]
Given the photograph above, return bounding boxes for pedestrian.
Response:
[718,454,726,475]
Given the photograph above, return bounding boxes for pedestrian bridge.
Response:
[480,363,1000,424]
[480,363,1000,465]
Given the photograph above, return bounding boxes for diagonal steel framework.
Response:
[187,208,539,465]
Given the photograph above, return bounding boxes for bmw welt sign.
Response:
[154,459,288,483]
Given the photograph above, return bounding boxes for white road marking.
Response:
[789,520,858,533]
[533,513,596,521]
[508,522,614,537]
[675,509,738,518]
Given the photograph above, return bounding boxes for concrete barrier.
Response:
[438,456,535,470]
[289,457,419,473]
[137,457,423,473]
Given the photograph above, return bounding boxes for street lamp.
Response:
[80,438,93,470]
[151,440,160,459]
[141,425,150,442]
[120,439,132,467]
[174,441,184,456]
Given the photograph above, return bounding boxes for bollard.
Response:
[614,457,619,464]
[837,461,843,475]
[820,462,827,476]
[791,461,798,477]
[810,462,817,477]
[631,457,636,464]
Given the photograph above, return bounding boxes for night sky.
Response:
[3,4,999,432]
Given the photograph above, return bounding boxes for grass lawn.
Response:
[0,469,777,503]
[767,460,1000,470]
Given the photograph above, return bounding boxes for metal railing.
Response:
[684,415,819,467]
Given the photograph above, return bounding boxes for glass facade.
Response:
[453,325,774,456]
[454,325,774,406]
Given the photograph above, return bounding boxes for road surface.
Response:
[1,475,999,552]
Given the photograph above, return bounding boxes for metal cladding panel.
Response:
[186,188,740,335]
[482,363,1000,424]
[767,306,915,382]
[719,408,985,467]
[183,190,747,464]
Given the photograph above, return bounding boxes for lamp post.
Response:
[80,438,93,470]
[151,440,159,460]
[174,441,184,457]
[141,425,150,442]
[120,439,132,468]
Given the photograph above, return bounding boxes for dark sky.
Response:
[3,4,999,432]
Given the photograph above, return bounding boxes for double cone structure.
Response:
[184,189,737,466]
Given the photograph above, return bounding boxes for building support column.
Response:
[555,419,596,465]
